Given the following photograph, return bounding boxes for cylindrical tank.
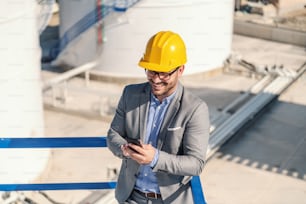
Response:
[99,0,234,77]
[54,0,234,78]
[0,0,49,183]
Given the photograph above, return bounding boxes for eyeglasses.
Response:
[145,67,179,80]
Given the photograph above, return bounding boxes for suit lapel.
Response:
[139,83,151,142]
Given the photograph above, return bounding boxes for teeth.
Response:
[154,85,162,88]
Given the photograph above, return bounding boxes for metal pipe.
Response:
[210,75,274,132]
[206,68,301,159]
[42,61,97,92]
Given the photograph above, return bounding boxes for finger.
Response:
[129,153,146,164]
[121,144,131,157]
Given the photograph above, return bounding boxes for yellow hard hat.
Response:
[138,31,187,72]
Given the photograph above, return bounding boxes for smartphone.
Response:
[126,138,141,146]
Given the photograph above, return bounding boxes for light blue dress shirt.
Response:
[134,92,176,193]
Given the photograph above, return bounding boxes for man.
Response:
[107,31,210,204]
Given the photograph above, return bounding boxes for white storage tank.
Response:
[0,0,49,183]
[98,0,234,77]
[54,0,234,78]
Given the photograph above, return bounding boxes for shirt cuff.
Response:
[150,149,159,168]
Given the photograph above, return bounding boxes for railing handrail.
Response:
[0,182,117,191]
[0,136,106,148]
[0,136,113,192]
[0,136,206,203]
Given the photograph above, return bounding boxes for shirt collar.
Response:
[150,90,176,106]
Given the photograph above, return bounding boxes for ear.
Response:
[178,65,185,77]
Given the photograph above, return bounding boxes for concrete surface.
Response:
[234,6,306,46]
[200,34,306,204]
[234,19,306,46]
[203,74,306,204]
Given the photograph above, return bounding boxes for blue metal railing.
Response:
[0,137,206,203]
[0,137,107,148]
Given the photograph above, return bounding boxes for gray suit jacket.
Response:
[107,82,210,204]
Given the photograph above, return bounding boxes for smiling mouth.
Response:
[152,82,166,89]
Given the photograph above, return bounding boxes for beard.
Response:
[149,80,176,101]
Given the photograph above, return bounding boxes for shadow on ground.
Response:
[213,99,306,181]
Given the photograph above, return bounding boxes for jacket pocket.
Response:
[162,127,184,153]
[167,126,182,131]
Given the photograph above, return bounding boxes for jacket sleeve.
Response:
[107,87,128,159]
[153,101,210,176]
